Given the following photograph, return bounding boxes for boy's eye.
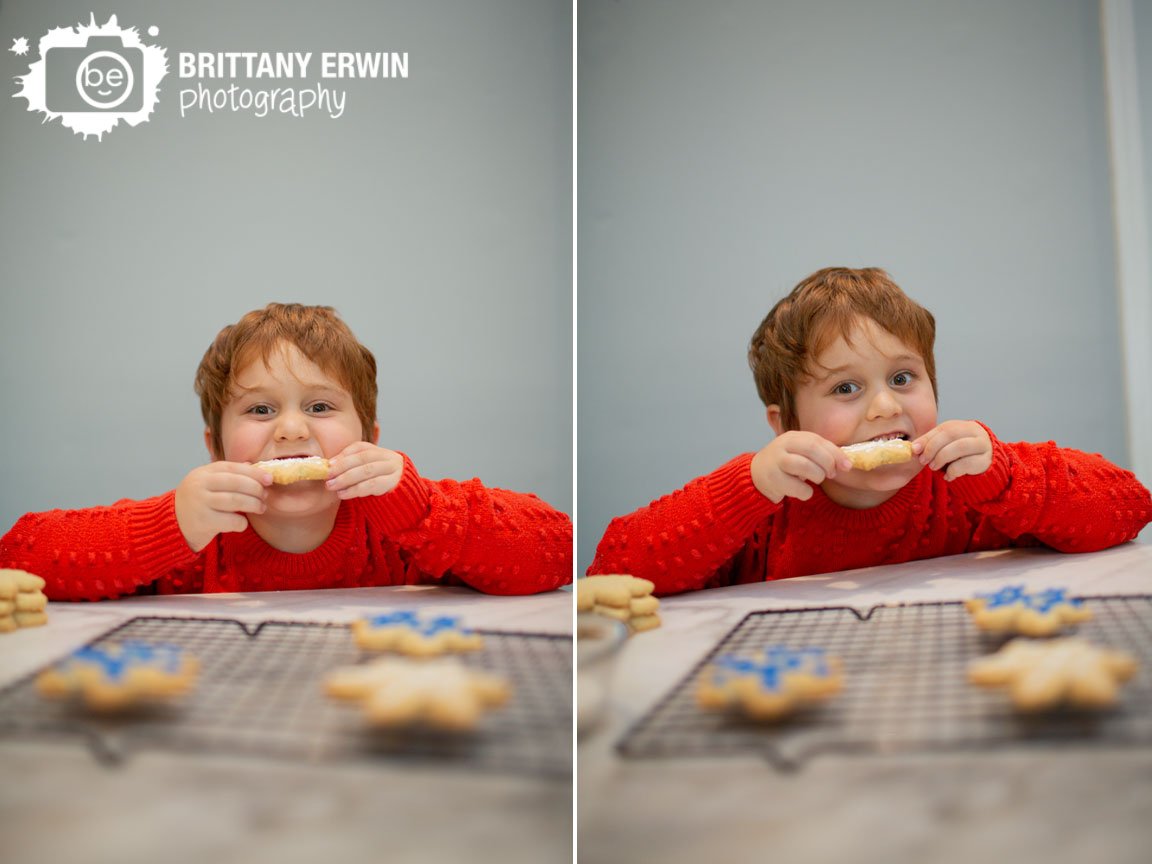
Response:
[891,371,916,386]
[247,405,273,416]
[832,382,860,396]
[307,402,333,414]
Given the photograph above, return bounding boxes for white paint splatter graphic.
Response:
[13,14,167,141]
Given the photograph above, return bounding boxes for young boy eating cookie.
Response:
[588,267,1151,594]
[1,304,571,599]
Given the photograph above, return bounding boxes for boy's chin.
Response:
[265,483,337,513]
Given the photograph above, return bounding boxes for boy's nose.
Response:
[867,388,902,419]
[274,409,311,440]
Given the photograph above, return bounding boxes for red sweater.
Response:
[1,455,572,600]
[588,428,1152,595]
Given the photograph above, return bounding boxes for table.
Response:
[0,586,573,864]
[577,544,1152,864]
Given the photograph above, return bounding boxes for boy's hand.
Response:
[751,432,853,503]
[326,442,404,499]
[175,462,273,553]
[912,421,992,481]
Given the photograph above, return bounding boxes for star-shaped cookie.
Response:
[325,656,510,730]
[967,637,1137,711]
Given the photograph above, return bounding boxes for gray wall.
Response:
[0,0,572,537]
[578,0,1131,571]
[1138,0,1152,298]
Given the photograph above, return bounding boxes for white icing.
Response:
[841,439,909,453]
[255,456,328,468]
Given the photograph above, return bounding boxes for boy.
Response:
[588,267,1151,594]
[1,304,571,599]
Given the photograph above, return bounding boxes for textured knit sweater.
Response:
[1,455,572,600]
[588,427,1152,595]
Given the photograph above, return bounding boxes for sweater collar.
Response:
[804,465,933,529]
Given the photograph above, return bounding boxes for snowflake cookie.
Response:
[697,645,844,721]
[965,585,1092,636]
[353,610,484,656]
[36,641,199,711]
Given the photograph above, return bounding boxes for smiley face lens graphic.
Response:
[76,51,134,109]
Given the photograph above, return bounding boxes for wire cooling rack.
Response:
[617,596,1152,770]
[0,616,572,777]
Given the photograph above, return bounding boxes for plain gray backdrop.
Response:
[0,0,572,538]
[578,0,1149,572]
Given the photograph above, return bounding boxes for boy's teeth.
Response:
[871,433,904,442]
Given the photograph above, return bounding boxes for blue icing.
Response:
[711,646,834,693]
[977,585,1083,614]
[364,610,471,638]
[65,642,185,681]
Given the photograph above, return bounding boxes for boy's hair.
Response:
[748,267,937,431]
[195,303,378,458]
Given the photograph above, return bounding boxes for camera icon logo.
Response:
[13,14,167,141]
[46,35,144,113]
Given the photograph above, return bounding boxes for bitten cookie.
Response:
[325,656,510,730]
[965,585,1092,636]
[841,438,913,470]
[697,646,843,721]
[576,575,661,632]
[967,637,1137,711]
[254,456,330,484]
[0,569,48,633]
[353,611,484,656]
[36,641,199,712]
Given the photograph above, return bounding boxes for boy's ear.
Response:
[766,405,785,436]
[203,428,220,462]
[371,422,380,445]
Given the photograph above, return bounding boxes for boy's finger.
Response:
[327,459,401,492]
[209,491,266,514]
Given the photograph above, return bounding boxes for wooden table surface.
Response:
[577,544,1152,864]
[0,585,573,864]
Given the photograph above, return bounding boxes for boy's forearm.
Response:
[360,456,572,594]
[0,492,198,600]
[588,453,780,595]
[952,429,1152,552]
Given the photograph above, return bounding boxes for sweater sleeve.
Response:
[0,492,199,601]
[587,453,781,595]
[949,425,1152,552]
[357,454,572,595]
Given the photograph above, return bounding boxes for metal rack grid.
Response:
[617,596,1152,770]
[0,616,573,777]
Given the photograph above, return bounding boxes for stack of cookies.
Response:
[576,574,661,632]
[0,569,48,633]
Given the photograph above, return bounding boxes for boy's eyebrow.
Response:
[812,354,923,382]
[230,381,348,398]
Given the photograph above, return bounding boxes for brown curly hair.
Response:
[748,267,937,431]
[195,303,378,458]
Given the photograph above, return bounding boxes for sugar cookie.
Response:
[254,456,330,484]
[353,610,483,656]
[36,641,199,712]
[967,637,1137,711]
[697,646,843,720]
[0,569,48,633]
[965,585,1091,636]
[576,575,661,632]
[841,438,913,470]
[325,656,510,730]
